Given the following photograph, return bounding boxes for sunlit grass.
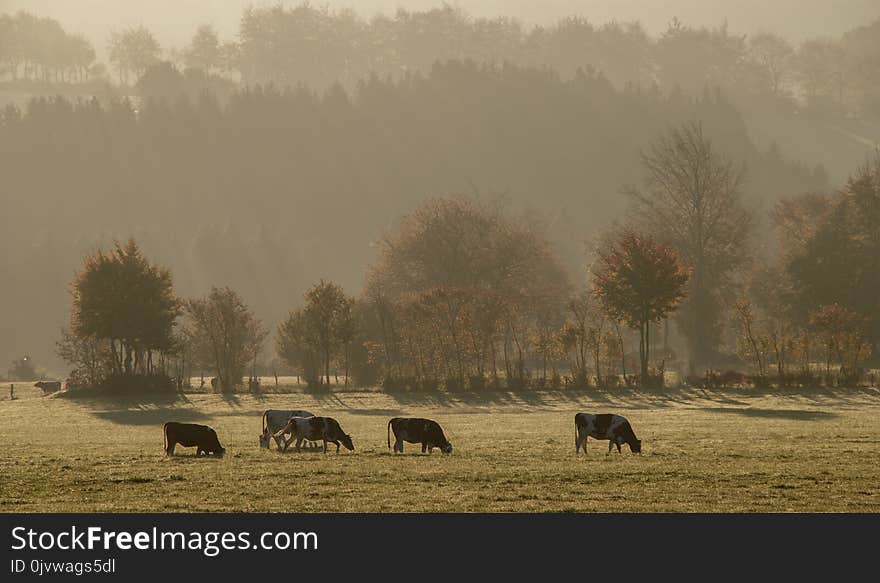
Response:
[0,384,878,512]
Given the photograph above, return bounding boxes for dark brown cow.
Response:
[387,417,453,454]
[163,422,225,456]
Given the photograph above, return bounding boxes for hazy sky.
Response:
[3,0,879,53]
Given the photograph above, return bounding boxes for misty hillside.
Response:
[0,61,826,373]
[2,2,879,376]
[3,2,879,187]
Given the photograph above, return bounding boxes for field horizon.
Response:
[1,383,878,513]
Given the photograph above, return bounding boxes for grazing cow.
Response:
[34,381,61,393]
[387,417,453,454]
[575,413,641,455]
[259,409,315,450]
[273,416,354,453]
[164,422,225,457]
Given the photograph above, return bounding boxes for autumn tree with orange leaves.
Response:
[592,230,689,386]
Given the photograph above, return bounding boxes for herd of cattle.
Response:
[162,410,642,457]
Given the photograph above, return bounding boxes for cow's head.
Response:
[339,433,354,451]
[206,441,226,457]
[630,439,642,454]
[208,429,226,456]
[258,431,270,449]
[440,441,453,454]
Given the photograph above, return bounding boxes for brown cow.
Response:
[164,422,225,456]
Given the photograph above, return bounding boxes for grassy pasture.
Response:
[0,384,878,512]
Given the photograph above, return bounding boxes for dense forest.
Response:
[3,4,878,182]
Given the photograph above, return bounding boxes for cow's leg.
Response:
[575,432,586,454]
[607,440,613,455]
[615,439,622,454]
[334,440,340,453]
[421,442,428,453]
[394,438,404,453]
[281,433,295,451]
[294,438,304,452]
[166,441,176,456]
[322,440,328,454]
[274,433,285,450]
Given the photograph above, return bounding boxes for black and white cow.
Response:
[575,413,641,455]
[387,417,453,454]
[163,422,226,456]
[259,409,315,450]
[273,416,354,453]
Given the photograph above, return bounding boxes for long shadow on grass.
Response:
[380,387,850,413]
[385,390,559,409]
[384,389,593,410]
[382,388,715,411]
[704,407,838,421]
[311,393,406,416]
[92,407,211,425]
[67,392,213,426]
[767,386,880,407]
[75,393,215,425]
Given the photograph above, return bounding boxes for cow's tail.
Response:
[163,422,169,455]
[387,418,393,450]
[261,411,268,435]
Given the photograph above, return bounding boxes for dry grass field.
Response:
[1,383,879,512]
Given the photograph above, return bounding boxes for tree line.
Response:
[56,206,686,393]
[732,153,880,387]
[56,126,879,392]
[231,5,880,117]
[0,12,96,83]
[3,5,879,119]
